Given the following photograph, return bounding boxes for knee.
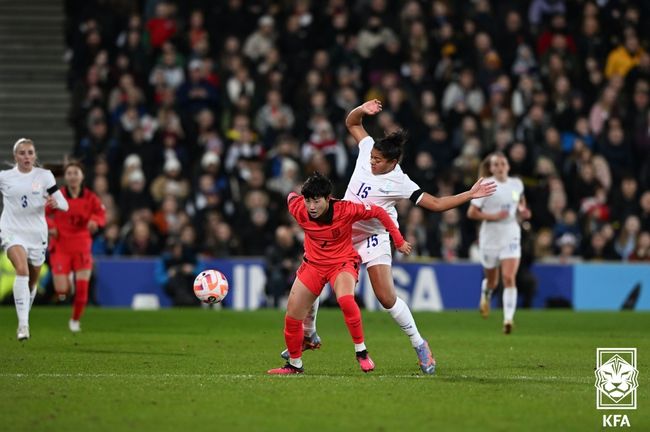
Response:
[14,266,28,277]
[486,275,499,289]
[502,275,516,287]
[337,294,359,314]
[376,290,397,309]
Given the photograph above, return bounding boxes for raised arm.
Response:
[418,177,497,213]
[345,99,382,143]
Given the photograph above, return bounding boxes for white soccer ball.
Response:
[193,269,229,304]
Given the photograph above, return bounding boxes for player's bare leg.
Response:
[27,263,41,308]
[480,267,500,318]
[53,274,71,301]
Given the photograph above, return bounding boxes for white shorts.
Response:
[479,239,521,269]
[0,231,47,266]
[354,232,392,267]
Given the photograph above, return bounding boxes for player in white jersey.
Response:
[0,138,69,341]
[467,152,531,334]
[281,99,496,374]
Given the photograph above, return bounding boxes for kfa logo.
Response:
[595,348,638,428]
[595,348,638,409]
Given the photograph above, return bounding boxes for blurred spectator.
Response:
[605,32,645,79]
[150,157,190,204]
[155,237,200,306]
[265,226,302,307]
[629,231,650,262]
[61,0,648,267]
[614,215,642,261]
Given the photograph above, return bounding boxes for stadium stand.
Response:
[58,0,648,268]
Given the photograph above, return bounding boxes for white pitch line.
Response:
[0,373,589,383]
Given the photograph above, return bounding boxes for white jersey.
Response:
[344,136,420,244]
[470,176,523,249]
[0,166,57,243]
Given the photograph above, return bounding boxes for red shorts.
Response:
[296,258,361,296]
[49,252,93,275]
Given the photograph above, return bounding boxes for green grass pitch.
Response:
[1,307,648,431]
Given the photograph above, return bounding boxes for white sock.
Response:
[289,357,303,368]
[303,298,319,336]
[354,342,367,353]
[387,297,424,348]
[13,275,30,327]
[29,285,37,309]
[503,287,518,322]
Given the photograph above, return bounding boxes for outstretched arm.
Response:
[417,177,497,213]
[345,99,382,143]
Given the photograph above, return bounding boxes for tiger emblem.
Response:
[594,354,639,403]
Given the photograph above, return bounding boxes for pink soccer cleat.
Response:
[267,363,304,375]
[355,350,375,373]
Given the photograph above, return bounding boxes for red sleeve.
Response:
[287,192,302,219]
[89,191,106,228]
[347,203,405,248]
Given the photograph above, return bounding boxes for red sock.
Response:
[337,295,364,344]
[285,315,303,359]
[72,279,89,321]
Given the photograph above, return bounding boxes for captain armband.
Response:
[409,189,424,205]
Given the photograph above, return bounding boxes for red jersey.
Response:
[46,187,106,254]
[287,192,405,266]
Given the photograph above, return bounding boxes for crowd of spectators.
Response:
[63,0,650,286]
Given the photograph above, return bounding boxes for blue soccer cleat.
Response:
[280,332,322,360]
[414,340,436,374]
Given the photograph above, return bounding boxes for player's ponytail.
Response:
[374,129,407,162]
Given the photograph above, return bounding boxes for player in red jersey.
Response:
[267,172,412,375]
[46,162,106,332]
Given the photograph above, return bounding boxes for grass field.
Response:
[1,307,648,432]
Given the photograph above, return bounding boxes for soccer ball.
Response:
[193,270,229,304]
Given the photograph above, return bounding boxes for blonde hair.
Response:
[478,151,506,178]
[13,137,35,154]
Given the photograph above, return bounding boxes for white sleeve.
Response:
[400,172,422,200]
[51,189,69,211]
[358,136,374,157]
[45,170,69,211]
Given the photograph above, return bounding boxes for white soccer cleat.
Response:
[69,319,81,333]
[17,325,30,341]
